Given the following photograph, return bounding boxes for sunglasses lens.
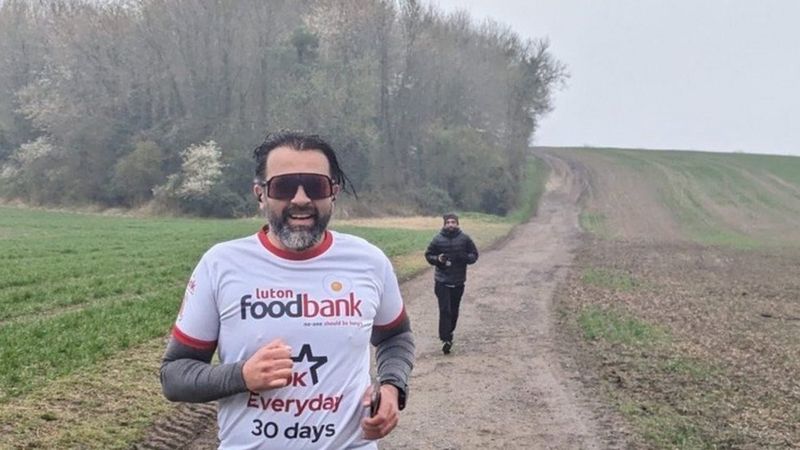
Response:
[268,176,298,199]
[267,174,332,200]
[300,174,331,199]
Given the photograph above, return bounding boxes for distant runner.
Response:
[160,130,415,449]
[425,213,479,354]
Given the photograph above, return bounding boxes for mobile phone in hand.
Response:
[369,384,382,417]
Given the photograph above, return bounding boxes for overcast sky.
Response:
[429,0,800,156]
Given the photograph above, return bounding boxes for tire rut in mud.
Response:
[133,403,217,450]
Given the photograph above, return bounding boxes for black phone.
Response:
[369,384,382,417]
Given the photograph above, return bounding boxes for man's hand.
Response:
[242,339,293,391]
[361,383,400,440]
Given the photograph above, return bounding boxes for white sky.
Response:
[429,0,800,156]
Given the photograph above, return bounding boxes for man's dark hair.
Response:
[253,130,354,196]
[443,212,459,224]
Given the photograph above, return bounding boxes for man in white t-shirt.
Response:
[160,130,415,449]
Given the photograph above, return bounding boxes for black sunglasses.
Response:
[259,173,335,200]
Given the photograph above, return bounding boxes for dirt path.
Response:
[136,154,627,449]
[381,154,622,450]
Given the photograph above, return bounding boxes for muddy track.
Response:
[135,152,628,449]
[134,403,217,450]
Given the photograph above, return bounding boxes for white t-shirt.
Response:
[173,229,406,449]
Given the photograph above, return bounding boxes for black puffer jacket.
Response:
[424,228,479,285]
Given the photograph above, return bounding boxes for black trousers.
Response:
[434,281,465,342]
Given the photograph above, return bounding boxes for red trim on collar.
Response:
[257,227,333,260]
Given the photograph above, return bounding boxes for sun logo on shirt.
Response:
[323,275,351,297]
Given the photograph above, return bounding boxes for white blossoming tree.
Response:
[176,140,224,198]
[0,136,66,203]
[154,140,244,216]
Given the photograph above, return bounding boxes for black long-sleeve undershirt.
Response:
[160,319,415,405]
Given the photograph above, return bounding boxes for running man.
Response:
[425,212,478,354]
[160,130,415,449]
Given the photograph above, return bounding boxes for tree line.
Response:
[0,0,566,217]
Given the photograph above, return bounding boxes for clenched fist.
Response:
[242,339,293,391]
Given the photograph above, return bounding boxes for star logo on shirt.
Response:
[291,344,328,385]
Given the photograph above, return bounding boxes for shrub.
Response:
[412,183,455,215]
[111,140,167,206]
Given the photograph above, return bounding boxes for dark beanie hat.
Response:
[443,212,459,224]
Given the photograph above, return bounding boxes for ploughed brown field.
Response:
[553,147,800,449]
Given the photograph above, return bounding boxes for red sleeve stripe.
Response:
[374,306,408,331]
[172,326,217,351]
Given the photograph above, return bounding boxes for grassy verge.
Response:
[581,267,640,291]
[578,211,611,238]
[0,338,174,448]
[577,306,665,345]
[507,156,549,223]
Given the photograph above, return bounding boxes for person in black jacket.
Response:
[424,212,479,354]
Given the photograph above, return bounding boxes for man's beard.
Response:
[267,205,332,251]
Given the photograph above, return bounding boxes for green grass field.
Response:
[0,210,254,401]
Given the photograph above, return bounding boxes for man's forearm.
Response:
[160,337,248,403]
[374,330,415,408]
[424,251,439,266]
